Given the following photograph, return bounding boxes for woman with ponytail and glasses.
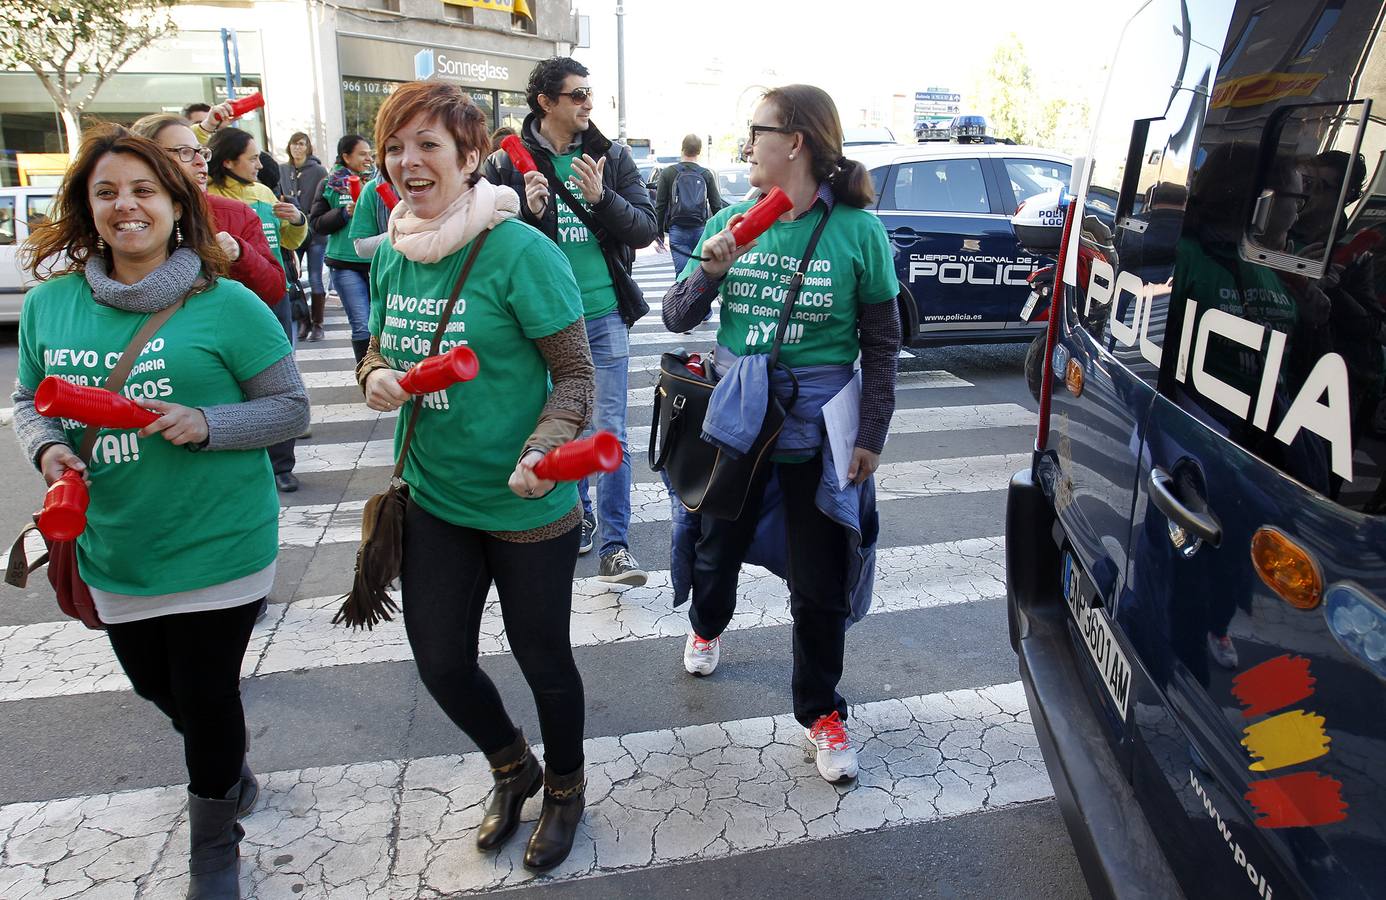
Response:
[11,125,307,898]
[661,84,901,785]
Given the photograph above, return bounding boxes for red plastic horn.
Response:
[533,431,623,482]
[226,92,265,117]
[398,346,480,395]
[38,470,89,542]
[730,186,793,246]
[347,175,362,202]
[34,377,158,429]
[501,135,538,175]
[377,181,401,211]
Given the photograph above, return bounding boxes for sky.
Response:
[568,0,1137,162]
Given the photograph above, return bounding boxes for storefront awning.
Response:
[442,0,533,21]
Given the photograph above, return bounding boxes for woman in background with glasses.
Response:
[132,114,287,307]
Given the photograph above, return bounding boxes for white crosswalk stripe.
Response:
[289,406,1028,475]
[0,537,1004,702]
[0,249,1061,898]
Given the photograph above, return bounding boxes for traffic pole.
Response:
[616,1,627,141]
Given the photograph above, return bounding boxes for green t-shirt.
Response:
[246,198,290,290]
[683,200,900,367]
[347,175,386,246]
[17,273,291,594]
[368,218,585,531]
[323,167,369,265]
[551,151,618,320]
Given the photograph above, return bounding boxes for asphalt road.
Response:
[0,252,1092,899]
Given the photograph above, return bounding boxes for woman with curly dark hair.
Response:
[10,125,308,900]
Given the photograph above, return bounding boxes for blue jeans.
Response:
[577,310,632,557]
[297,240,326,294]
[330,266,371,341]
[667,223,703,278]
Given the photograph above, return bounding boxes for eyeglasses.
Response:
[555,87,594,103]
[747,124,796,147]
[164,145,211,164]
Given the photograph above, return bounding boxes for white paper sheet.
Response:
[823,372,862,489]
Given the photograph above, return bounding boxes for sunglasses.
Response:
[554,87,594,103]
[747,124,796,147]
[164,145,211,164]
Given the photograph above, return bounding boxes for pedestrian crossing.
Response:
[0,253,1062,897]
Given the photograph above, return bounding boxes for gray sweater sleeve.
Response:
[200,355,310,451]
[10,383,70,469]
[662,266,723,333]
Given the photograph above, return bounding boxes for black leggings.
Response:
[105,600,260,798]
[401,500,585,775]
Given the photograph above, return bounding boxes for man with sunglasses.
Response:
[484,56,658,587]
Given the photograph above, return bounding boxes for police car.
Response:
[851,143,1071,347]
[1007,2,1386,899]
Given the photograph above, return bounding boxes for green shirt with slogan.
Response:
[368,218,585,531]
[324,170,369,265]
[684,200,900,367]
[17,273,292,595]
[347,175,387,247]
[551,151,618,320]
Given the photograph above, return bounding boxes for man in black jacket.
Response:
[483,56,657,586]
[655,134,725,277]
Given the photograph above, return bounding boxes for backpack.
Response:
[669,163,710,228]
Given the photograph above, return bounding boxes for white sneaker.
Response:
[805,712,858,782]
[683,631,720,676]
[1207,632,1239,669]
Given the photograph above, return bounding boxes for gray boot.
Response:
[186,785,243,899]
[236,759,258,820]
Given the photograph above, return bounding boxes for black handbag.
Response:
[648,204,833,520]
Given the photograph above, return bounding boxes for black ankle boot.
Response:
[523,764,584,872]
[476,732,542,851]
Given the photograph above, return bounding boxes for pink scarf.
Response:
[387,178,520,264]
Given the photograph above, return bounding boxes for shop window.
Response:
[498,91,527,133]
[445,4,475,22]
[512,9,537,34]
[342,77,406,143]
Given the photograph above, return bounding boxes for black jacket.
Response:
[655,161,725,232]
[482,113,657,324]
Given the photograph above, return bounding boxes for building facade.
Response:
[0,0,578,185]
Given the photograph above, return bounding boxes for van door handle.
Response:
[1148,467,1222,547]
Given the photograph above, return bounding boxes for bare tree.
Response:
[0,0,179,155]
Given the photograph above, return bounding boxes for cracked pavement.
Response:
[0,682,1050,898]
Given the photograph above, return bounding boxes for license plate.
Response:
[1020,290,1039,321]
[1062,553,1132,718]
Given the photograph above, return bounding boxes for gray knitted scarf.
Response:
[85,247,203,313]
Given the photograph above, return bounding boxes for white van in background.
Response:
[0,186,58,324]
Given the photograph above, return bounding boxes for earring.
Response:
[96,237,106,253]
[175,223,183,246]
[789,153,796,160]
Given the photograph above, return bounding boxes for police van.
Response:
[1007,2,1386,898]
[850,142,1071,348]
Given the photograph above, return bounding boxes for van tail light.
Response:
[1034,201,1076,451]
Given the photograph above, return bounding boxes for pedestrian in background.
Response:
[310,134,376,364]
[281,132,329,340]
[131,114,286,308]
[662,84,900,785]
[490,125,517,153]
[655,133,725,276]
[11,124,308,899]
[183,102,212,127]
[206,126,309,493]
[483,56,657,585]
[357,80,594,872]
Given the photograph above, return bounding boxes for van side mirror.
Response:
[1010,188,1068,256]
